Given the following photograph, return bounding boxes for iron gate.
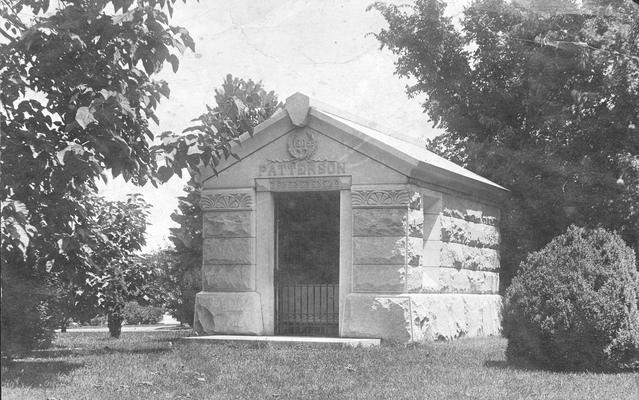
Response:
[275,283,339,336]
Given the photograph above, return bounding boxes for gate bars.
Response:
[275,283,339,337]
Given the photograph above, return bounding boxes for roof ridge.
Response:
[307,97,427,148]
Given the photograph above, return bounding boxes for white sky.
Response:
[98,0,470,251]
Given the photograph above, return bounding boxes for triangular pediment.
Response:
[200,93,507,202]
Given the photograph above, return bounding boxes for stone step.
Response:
[182,335,380,348]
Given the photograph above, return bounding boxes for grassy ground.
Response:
[2,332,638,400]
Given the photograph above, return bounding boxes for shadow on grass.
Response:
[484,359,638,374]
[1,360,84,388]
[30,346,173,359]
[484,359,536,371]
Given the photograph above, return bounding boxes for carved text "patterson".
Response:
[259,160,346,177]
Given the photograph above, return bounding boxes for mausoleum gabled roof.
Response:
[202,92,508,202]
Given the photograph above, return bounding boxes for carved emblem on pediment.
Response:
[352,190,410,207]
[200,193,253,210]
[287,129,318,160]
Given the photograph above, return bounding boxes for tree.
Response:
[158,75,281,325]
[85,194,154,338]
[48,194,153,337]
[370,0,639,286]
[1,0,193,354]
[162,184,202,326]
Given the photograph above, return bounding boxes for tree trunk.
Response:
[107,312,123,338]
[60,316,68,333]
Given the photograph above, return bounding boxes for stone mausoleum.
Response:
[194,93,508,342]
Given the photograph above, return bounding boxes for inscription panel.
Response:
[256,176,351,192]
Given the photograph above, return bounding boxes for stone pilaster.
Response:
[195,189,264,335]
[351,186,410,293]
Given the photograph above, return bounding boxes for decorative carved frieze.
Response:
[200,192,253,210]
[352,190,410,208]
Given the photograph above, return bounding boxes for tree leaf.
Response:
[168,54,179,73]
[75,107,97,129]
[157,165,173,182]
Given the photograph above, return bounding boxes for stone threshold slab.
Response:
[182,335,380,348]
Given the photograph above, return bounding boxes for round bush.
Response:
[503,226,639,371]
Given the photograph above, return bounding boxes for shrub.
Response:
[1,265,55,358]
[122,301,164,325]
[503,226,639,371]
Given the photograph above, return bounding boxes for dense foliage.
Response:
[0,0,196,353]
[122,301,164,325]
[81,194,157,338]
[371,0,639,286]
[163,184,202,326]
[503,226,639,371]
[160,75,281,325]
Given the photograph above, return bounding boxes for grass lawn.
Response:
[2,332,637,400]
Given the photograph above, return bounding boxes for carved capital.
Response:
[352,190,410,208]
[200,192,253,210]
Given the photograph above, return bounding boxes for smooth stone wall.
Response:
[341,294,412,342]
[353,265,405,292]
[203,237,255,265]
[203,211,252,237]
[202,264,255,291]
[352,236,406,265]
[353,208,406,236]
[194,292,264,335]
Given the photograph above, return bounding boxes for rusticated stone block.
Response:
[408,191,422,211]
[442,194,499,225]
[353,236,405,264]
[410,294,502,341]
[353,208,406,237]
[420,267,499,294]
[203,211,253,238]
[203,237,254,264]
[342,294,412,341]
[406,236,422,266]
[202,264,255,291]
[407,208,424,238]
[342,293,502,342]
[440,216,500,249]
[440,242,500,271]
[194,292,264,335]
[353,264,405,292]
[405,265,425,292]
